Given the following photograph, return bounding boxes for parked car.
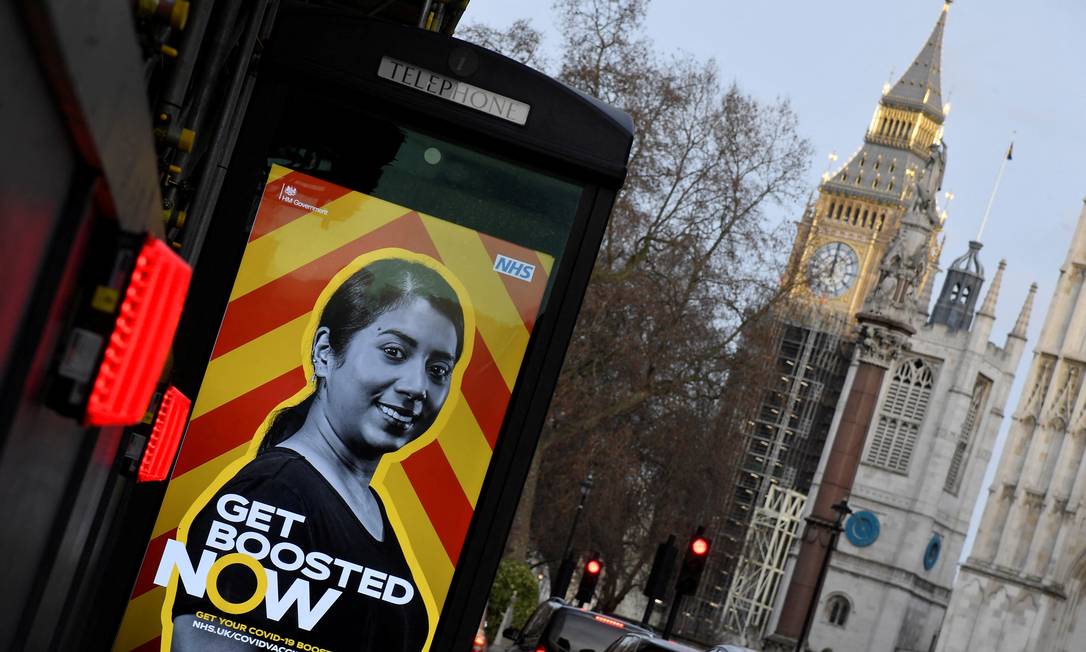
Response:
[604,633,701,651]
[503,598,656,652]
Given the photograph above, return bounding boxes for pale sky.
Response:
[463,0,1086,558]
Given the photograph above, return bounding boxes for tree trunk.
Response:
[504,447,543,561]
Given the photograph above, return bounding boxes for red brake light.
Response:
[593,615,625,629]
[138,386,191,482]
[692,537,709,556]
[586,559,601,574]
[85,236,191,425]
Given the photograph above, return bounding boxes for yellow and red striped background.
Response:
[113,165,552,651]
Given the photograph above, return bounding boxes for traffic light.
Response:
[574,555,603,605]
[643,535,678,601]
[675,528,711,596]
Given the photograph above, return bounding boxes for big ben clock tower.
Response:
[699,6,960,643]
[790,3,950,317]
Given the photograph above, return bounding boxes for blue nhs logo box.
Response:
[493,254,536,282]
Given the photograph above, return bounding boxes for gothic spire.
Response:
[1011,282,1038,339]
[885,4,949,122]
[820,5,951,205]
[978,259,1005,318]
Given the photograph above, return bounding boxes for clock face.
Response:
[807,242,860,298]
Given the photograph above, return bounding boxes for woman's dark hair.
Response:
[260,258,465,450]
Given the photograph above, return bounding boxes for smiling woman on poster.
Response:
[169,257,467,652]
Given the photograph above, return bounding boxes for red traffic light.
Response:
[576,557,603,605]
[678,530,711,596]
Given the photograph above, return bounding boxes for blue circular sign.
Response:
[844,511,880,547]
[923,534,943,570]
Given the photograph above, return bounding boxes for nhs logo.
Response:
[493,254,535,282]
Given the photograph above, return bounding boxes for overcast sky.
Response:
[464,0,1086,557]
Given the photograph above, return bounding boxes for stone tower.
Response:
[772,250,1030,651]
[938,199,1086,652]
[788,3,949,318]
[707,6,964,644]
[931,241,985,331]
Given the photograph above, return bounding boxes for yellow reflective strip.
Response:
[229,194,406,301]
[190,314,309,420]
[112,587,166,651]
[375,463,451,650]
[267,163,292,183]
[539,252,554,275]
[378,464,454,597]
[152,442,249,539]
[437,399,492,508]
[422,216,528,389]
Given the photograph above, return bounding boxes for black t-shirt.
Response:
[173,448,429,652]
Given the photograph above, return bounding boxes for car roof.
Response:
[649,640,701,651]
[611,633,700,651]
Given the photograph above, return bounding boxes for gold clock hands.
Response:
[829,244,842,280]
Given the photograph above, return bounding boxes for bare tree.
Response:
[462,0,812,612]
[455,18,548,69]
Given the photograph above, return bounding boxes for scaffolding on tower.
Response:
[718,484,807,646]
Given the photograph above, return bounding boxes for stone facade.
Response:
[725,6,990,647]
[937,200,1086,652]
[760,6,1036,650]
[767,253,1030,651]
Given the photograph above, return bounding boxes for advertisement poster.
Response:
[114,165,552,652]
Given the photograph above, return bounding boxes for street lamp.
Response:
[795,500,852,652]
[551,470,595,598]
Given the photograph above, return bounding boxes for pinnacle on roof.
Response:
[820,6,951,204]
[978,259,1005,318]
[885,4,948,122]
[1011,282,1038,339]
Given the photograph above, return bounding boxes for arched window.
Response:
[826,594,851,627]
[865,358,935,474]
[945,376,992,494]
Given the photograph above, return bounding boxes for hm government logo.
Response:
[493,254,535,282]
[277,182,328,215]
